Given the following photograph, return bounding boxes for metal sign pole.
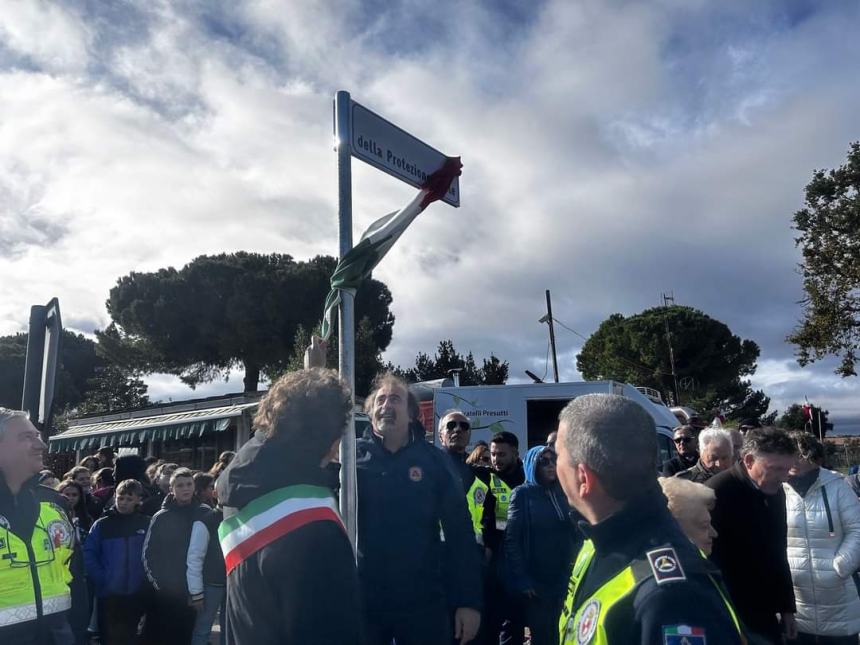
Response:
[334,90,358,551]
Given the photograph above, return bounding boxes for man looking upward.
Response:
[358,374,482,645]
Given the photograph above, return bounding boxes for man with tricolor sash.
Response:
[554,394,745,645]
[216,369,362,645]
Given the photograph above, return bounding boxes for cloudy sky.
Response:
[2,1,859,430]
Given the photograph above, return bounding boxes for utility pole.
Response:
[662,292,681,406]
[538,290,560,383]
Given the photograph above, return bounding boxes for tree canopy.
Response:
[789,142,860,376]
[0,330,102,412]
[98,252,395,392]
[576,305,769,418]
[392,339,509,386]
[777,403,831,438]
[0,330,150,421]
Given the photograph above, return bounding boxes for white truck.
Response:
[428,381,679,466]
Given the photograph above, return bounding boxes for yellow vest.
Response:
[559,540,742,645]
[0,501,74,628]
[465,476,489,543]
[489,474,512,530]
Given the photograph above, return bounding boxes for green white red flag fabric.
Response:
[320,157,462,340]
[218,484,344,574]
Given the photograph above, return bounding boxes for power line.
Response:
[540,340,550,381]
[552,315,673,378]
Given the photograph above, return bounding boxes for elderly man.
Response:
[555,394,743,645]
[661,425,699,476]
[439,410,490,543]
[358,374,482,645]
[707,427,798,643]
[0,409,75,645]
[676,428,734,483]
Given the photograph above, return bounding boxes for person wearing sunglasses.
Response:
[661,425,700,477]
[439,411,491,546]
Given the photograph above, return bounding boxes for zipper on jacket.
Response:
[820,486,835,536]
[800,498,820,634]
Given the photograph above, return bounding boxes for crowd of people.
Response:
[2,363,860,645]
[0,415,234,645]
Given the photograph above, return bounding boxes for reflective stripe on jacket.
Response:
[490,474,513,530]
[466,477,489,542]
[0,501,74,627]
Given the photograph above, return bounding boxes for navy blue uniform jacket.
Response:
[356,431,483,613]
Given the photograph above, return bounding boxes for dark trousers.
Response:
[143,593,196,645]
[482,574,524,645]
[524,594,565,645]
[794,633,859,645]
[98,595,146,645]
[364,605,451,645]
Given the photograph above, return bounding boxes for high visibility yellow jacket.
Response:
[0,501,74,628]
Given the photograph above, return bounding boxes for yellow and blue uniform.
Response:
[559,490,744,645]
[0,476,75,644]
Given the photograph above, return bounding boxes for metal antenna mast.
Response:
[662,292,681,406]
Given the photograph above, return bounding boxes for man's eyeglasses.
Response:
[446,420,471,432]
[673,437,693,445]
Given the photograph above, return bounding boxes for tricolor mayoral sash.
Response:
[219,484,345,574]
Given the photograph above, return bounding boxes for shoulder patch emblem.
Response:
[408,466,423,482]
[646,546,686,584]
[576,598,601,644]
[0,515,9,530]
[46,518,72,549]
[663,624,706,644]
[473,488,486,505]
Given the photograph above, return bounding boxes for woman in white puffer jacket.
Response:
[784,432,860,644]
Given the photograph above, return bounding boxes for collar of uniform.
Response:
[578,489,670,554]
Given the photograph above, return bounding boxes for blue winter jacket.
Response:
[504,445,581,598]
[356,430,483,613]
[83,508,150,597]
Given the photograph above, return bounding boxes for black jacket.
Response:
[675,460,718,484]
[142,495,211,599]
[707,462,795,633]
[139,487,166,517]
[217,432,363,645]
[564,489,743,644]
[356,431,483,613]
[0,474,75,645]
[661,452,699,476]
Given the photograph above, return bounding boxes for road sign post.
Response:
[334,91,358,550]
[22,298,62,444]
[333,90,460,552]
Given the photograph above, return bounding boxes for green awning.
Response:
[49,403,257,453]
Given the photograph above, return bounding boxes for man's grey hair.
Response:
[558,394,657,501]
[0,408,29,437]
[698,428,732,453]
[437,409,468,434]
[740,427,797,460]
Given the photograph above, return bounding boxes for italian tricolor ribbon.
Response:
[320,157,462,340]
[218,484,344,574]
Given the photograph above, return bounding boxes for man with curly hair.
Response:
[215,369,362,645]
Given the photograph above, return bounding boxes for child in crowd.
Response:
[83,479,151,645]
